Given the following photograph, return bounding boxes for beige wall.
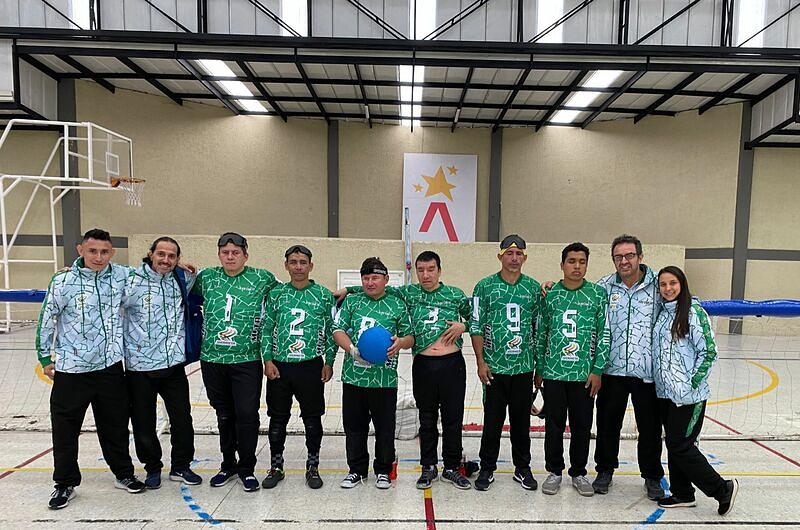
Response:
[338,122,491,241]
[749,148,800,250]
[501,105,741,247]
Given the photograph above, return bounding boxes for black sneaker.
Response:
[340,472,366,489]
[474,469,494,491]
[658,496,697,509]
[144,471,161,490]
[416,465,438,490]
[114,476,146,493]
[645,478,666,500]
[169,468,203,485]
[717,479,739,516]
[48,485,76,510]
[241,475,260,492]
[441,468,472,490]
[513,468,538,491]
[209,469,237,488]
[261,467,285,489]
[305,466,323,489]
[593,472,613,494]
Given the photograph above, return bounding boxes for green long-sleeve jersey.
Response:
[346,283,471,355]
[470,272,542,375]
[333,291,413,388]
[534,280,610,381]
[260,281,337,366]
[192,266,278,364]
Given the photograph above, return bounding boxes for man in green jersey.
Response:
[193,232,278,492]
[335,251,472,490]
[333,257,414,490]
[535,243,609,497]
[470,234,541,492]
[260,245,336,490]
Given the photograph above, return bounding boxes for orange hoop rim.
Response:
[110,177,146,188]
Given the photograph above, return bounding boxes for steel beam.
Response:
[580,70,646,128]
[118,57,183,105]
[536,70,589,131]
[452,67,474,132]
[698,73,758,115]
[177,58,239,114]
[295,60,329,124]
[237,60,288,121]
[57,55,115,93]
[633,72,702,123]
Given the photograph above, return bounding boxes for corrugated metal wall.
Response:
[751,79,797,139]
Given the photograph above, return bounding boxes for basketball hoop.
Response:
[110,177,146,207]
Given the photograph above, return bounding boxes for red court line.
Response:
[462,423,548,432]
[705,415,800,469]
[423,488,436,530]
[186,365,201,377]
[0,446,54,480]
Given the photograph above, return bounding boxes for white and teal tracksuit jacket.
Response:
[122,263,196,371]
[36,258,130,373]
[653,298,718,406]
[597,265,659,382]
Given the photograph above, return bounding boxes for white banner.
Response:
[402,153,477,243]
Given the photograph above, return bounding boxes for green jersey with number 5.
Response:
[347,283,471,355]
[192,266,278,364]
[534,280,610,381]
[260,281,337,366]
[333,292,413,388]
[470,272,542,375]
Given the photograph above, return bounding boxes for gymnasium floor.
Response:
[1,326,798,528]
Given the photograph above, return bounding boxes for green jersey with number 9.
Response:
[470,272,542,375]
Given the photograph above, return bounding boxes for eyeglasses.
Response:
[217,232,248,249]
[285,245,312,259]
[612,252,639,263]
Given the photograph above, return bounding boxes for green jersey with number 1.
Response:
[347,283,471,355]
[470,272,542,375]
[534,280,610,381]
[192,266,278,364]
[260,281,337,366]
[333,292,412,388]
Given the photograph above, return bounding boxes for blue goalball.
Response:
[357,326,393,365]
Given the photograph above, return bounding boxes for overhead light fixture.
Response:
[550,70,624,124]
[198,59,268,113]
[400,0,436,127]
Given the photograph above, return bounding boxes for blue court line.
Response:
[633,477,669,529]
[180,483,222,526]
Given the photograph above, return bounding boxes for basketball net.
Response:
[110,177,146,207]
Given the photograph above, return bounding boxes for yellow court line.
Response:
[34,363,52,386]
[707,360,779,406]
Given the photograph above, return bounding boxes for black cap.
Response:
[217,232,248,250]
[285,244,312,259]
[500,234,526,251]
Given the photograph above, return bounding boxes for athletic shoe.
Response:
[261,467,285,489]
[542,473,562,495]
[169,468,203,485]
[474,469,494,491]
[340,472,365,489]
[572,475,595,497]
[48,485,76,510]
[441,468,472,490]
[592,472,613,494]
[717,479,739,516]
[144,471,161,490]
[513,468,538,491]
[305,466,323,490]
[210,469,237,488]
[114,476,146,493]
[416,465,438,490]
[241,475,260,492]
[658,496,697,508]
[375,474,392,489]
[645,478,666,500]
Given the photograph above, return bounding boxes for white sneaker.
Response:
[340,473,365,489]
[375,474,392,489]
[542,473,562,495]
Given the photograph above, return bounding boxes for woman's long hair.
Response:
[143,236,181,265]
[658,265,692,340]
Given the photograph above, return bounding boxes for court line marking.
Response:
[704,415,800,469]
[423,487,436,530]
[180,483,223,526]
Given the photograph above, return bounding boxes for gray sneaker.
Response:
[542,473,562,495]
[572,475,595,497]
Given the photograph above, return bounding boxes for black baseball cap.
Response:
[500,234,526,254]
[285,244,312,259]
[217,232,248,250]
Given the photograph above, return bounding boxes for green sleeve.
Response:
[534,294,550,373]
[35,274,63,366]
[469,282,485,337]
[397,301,413,337]
[190,269,205,296]
[260,289,279,362]
[592,292,610,375]
[458,294,472,333]
[333,297,352,334]
[324,292,337,366]
[690,305,718,388]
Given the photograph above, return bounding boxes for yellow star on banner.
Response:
[422,166,457,201]
[413,183,423,192]
[447,165,458,175]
